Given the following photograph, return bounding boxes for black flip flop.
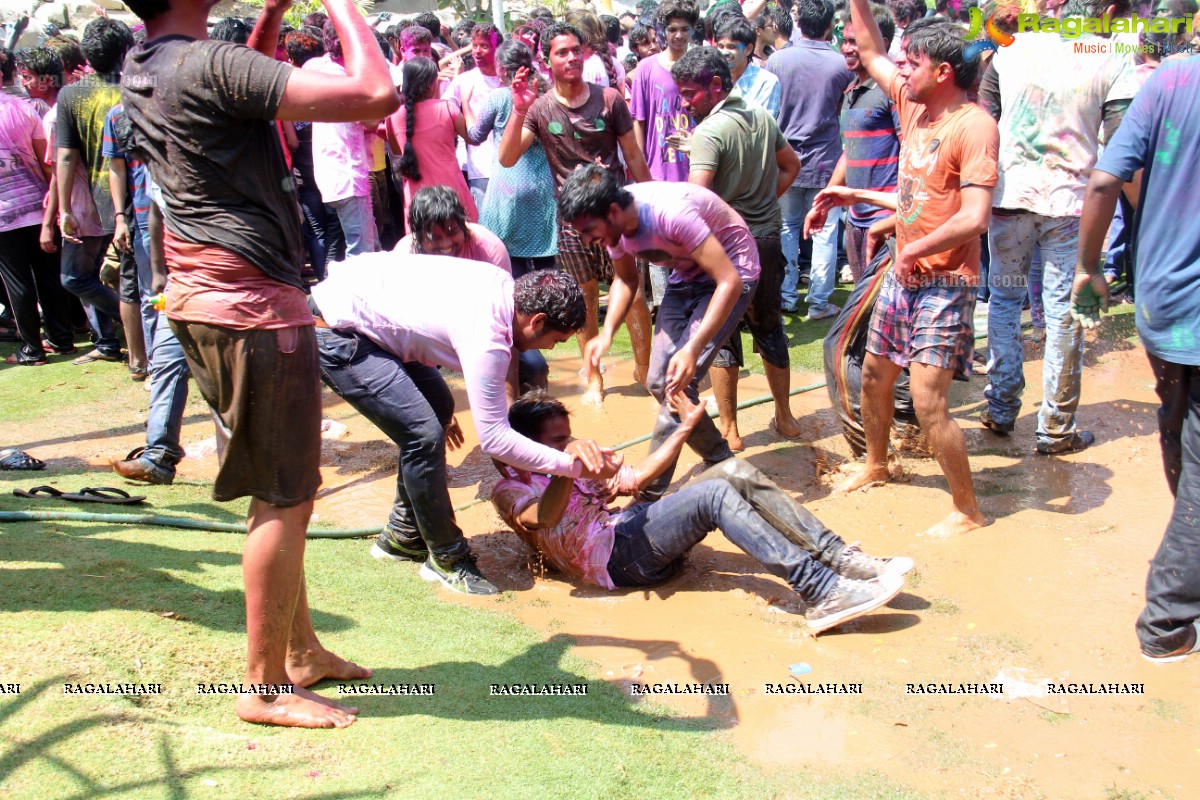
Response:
[12,485,64,499]
[61,487,147,505]
[0,449,46,471]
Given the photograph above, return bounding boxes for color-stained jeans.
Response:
[642,279,756,501]
[328,194,380,256]
[1136,353,1200,657]
[984,212,1084,449]
[780,184,841,314]
[316,328,470,564]
[608,458,840,603]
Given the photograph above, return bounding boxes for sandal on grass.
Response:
[62,487,147,505]
[72,349,122,365]
[0,449,46,471]
[12,485,63,499]
[5,351,47,366]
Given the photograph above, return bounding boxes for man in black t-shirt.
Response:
[120,0,399,729]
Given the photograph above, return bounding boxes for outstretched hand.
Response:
[667,390,709,430]
[1070,271,1110,330]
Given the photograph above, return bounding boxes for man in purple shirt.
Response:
[629,0,698,182]
[559,166,758,501]
[767,0,854,319]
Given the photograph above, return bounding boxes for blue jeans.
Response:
[132,226,157,351]
[642,279,756,501]
[328,195,379,256]
[298,183,344,281]
[316,329,470,563]
[608,459,839,602]
[139,313,190,480]
[1137,354,1200,656]
[780,184,841,313]
[60,234,121,354]
[985,213,1084,447]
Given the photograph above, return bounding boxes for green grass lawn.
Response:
[0,305,935,799]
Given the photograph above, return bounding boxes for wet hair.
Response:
[0,48,14,84]
[658,0,701,28]
[795,0,834,38]
[541,22,584,59]
[81,18,133,74]
[414,12,442,41]
[397,57,439,182]
[122,0,170,23]
[508,391,570,441]
[302,11,328,29]
[513,271,587,334]
[566,10,618,86]
[601,14,623,44]
[901,14,949,41]
[15,47,63,87]
[284,29,323,66]
[497,39,546,92]
[400,25,432,54]
[671,45,732,91]
[471,23,504,49]
[768,5,794,38]
[715,15,757,49]
[44,35,85,74]
[408,187,469,252]
[558,164,634,224]
[210,16,251,44]
[322,20,343,60]
[905,21,979,90]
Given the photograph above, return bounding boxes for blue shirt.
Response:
[101,103,150,235]
[735,63,781,119]
[1094,58,1200,366]
[766,39,854,188]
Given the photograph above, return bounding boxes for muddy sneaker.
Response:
[1035,430,1095,456]
[979,407,1014,435]
[1141,621,1200,664]
[420,556,499,595]
[833,543,915,581]
[370,531,428,563]
[805,574,904,632]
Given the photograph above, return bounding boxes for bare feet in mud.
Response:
[721,426,744,453]
[287,647,372,689]
[770,414,803,440]
[920,509,987,538]
[235,686,358,728]
[581,380,605,408]
[834,459,902,493]
[632,362,649,389]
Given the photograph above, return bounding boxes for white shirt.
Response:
[445,68,503,180]
[305,55,374,203]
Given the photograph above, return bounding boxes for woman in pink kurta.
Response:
[386,57,479,222]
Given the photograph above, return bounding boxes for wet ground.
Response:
[36,335,1195,799]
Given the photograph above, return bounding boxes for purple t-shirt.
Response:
[607,182,760,286]
[628,54,691,182]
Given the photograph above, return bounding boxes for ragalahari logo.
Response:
[961,6,1017,61]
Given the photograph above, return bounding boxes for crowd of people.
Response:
[0,0,1197,729]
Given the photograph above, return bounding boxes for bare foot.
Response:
[835,462,895,494]
[632,362,649,388]
[721,427,744,453]
[581,379,605,408]
[770,415,803,440]
[287,647,372,689]
[235,686,357,729]
[921,509,987,538]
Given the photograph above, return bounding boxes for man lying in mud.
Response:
[491,391,914,632]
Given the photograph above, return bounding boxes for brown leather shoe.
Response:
[110,448,174,485]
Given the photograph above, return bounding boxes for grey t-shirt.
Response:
[766,39,854,188]
[121,36,306,290]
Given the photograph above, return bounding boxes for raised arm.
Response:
[275,0,399,122]
[497,67,538,167]
[247,0,288,57]
[848,0,900,92]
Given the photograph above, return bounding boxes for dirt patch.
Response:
[10,342,1190,799]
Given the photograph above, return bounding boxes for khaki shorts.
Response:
[170,320,322,507]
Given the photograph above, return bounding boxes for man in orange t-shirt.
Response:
[826,0,998,539]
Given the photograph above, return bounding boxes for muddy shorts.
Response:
[556,221,613,284]
[866,276,975,381]
[170,320,322,507]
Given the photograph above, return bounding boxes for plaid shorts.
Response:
[866,275,976,381]
[556,221,613,284]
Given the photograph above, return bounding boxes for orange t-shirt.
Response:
[887,73,999,282]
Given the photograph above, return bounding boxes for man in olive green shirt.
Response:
[671,45,802,450]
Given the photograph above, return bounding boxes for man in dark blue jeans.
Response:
[492,391,911,632]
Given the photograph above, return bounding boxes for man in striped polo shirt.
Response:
[806,3,900,283]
